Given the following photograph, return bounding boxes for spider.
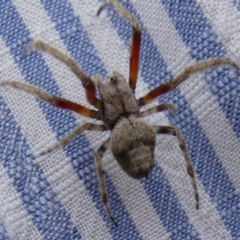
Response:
[1,0,239,224]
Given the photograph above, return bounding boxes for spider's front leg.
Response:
[0,81,101,120]
[95,138,117,225]
[97,0,141,93]
[139,58,240,106]
[23,41,102,109]
[153,125,199,209]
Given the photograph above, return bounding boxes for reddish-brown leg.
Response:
[23,41,101,109]
[138,58,240,107]
[0,81,101,120]
[97,0,141,93]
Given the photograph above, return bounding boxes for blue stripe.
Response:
[26,0,143,237]
[107,0,240,238]
[0,218,10,240]
[214,1,240,142]
[160,0,240,238]
[204,67,240,140]
[0,97,81,239]
[40,0,107,79]
[143,167,200,240]
[161,0,225,60]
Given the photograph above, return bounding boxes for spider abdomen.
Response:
[110,116,156,179]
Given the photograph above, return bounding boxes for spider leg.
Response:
[40,123,107,156]
[153,125,199,210]
[97,0,141,93]
[95,138,116,224]
[138,58,240,106]
[22,41,101,109]
[140,102,177,117]
[0,81,101,120]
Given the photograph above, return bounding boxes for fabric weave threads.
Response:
[0,0,240,239]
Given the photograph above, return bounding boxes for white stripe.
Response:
[70,1,171,239]
[197,0,240,60]
[0,36,111,240]
[131,1,236,239]
[0,163,42,240]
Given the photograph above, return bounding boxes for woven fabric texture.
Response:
[0,0,240,239]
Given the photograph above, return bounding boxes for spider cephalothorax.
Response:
[96,71,139,130]
[1,0,239,224]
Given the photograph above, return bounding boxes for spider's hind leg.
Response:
[95,138,117,225]
[39,123,107,156]
[153,125,199,210]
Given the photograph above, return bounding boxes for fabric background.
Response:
[0,0,240,239]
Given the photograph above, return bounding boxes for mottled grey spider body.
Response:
[97,71,155,179]
[97,71,139,130]
[1,0,240,225]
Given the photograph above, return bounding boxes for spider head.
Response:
[110,117,156,179]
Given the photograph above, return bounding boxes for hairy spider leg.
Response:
[140,102,177,117]
[153,125,199,210]
[23,41,102,109]
[97,0,141,93]
[40,122,107,155]
[95,138,117,224]
[138,58,240,106]
[0,81,101,120]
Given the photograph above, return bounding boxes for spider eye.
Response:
[110,76,117,83]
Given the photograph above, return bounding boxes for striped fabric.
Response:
[0,0,240,239]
